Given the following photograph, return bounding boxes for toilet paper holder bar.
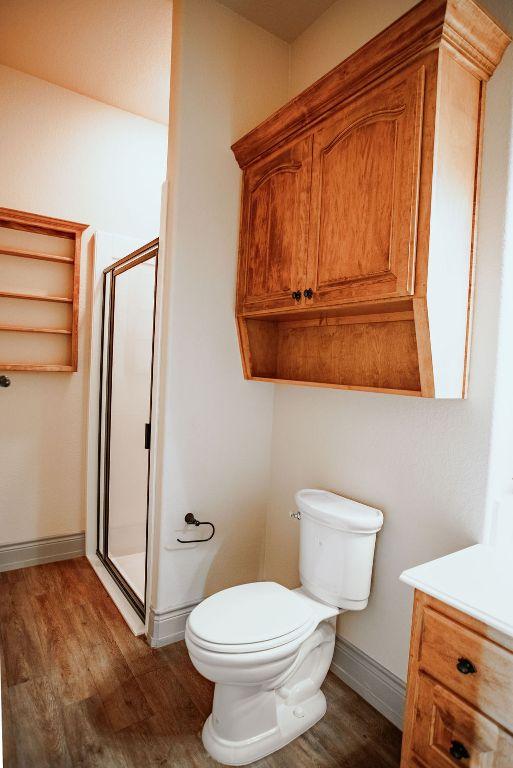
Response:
[177,513,215,543]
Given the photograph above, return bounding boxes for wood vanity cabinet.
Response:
[232,0,510,397]
[401,591,513,767]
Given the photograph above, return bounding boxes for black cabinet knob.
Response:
[456,657,477,675]
[0,375,11,388]
[449,740,470,760]
[291,290,302,302]
[303,288,313,299]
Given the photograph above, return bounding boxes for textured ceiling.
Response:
[0,0,172,124]
[217,0,338,42]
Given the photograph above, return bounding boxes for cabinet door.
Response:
[412,674,513,768]
[305,66,425,307]
[238,136,312,313]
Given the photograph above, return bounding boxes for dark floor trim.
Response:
[0,532,85,572]
[330,636,406,730]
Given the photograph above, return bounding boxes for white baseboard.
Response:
[330,636,406,730]
[147,602,199,648]
[0,532,85,572]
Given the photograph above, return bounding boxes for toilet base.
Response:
[202,689,327,766]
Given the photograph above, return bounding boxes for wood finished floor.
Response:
[0,558,402,767]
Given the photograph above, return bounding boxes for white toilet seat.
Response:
[187,582,319,655]
[185,583,341,765]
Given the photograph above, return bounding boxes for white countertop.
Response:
[400,544,513,639]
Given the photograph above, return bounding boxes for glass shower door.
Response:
[97,239,158,619]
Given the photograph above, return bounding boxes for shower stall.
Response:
[96,239,158,619]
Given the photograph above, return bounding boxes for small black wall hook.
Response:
[177,513,215,543]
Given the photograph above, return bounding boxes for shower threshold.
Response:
[109,551,146,602]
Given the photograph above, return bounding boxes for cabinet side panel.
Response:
[401,590,428,768]
[427,48,482,398]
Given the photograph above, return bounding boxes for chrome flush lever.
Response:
[290,510,301,520]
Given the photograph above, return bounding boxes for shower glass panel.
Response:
[97,240,158,619]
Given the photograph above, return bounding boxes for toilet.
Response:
[185,489,383,766]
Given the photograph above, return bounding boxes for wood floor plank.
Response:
[161,640,214,718]
[66,559,168,678]
[22,561,71,600]
[68,597,147,718]
[0,558,402,768]
[9,677,72,768]
[1,637,17,768]
[0,574,47,687]
[61,695,130,768]
[313,687,402,768]
[100,674,154,733]
[136,663,205,735]
[31,590,97,705]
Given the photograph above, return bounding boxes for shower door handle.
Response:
[145,422,151,450]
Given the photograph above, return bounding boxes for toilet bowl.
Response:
[185,489,383,765]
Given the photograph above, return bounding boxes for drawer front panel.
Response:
[413,674,513,768]
[419,607,513,733]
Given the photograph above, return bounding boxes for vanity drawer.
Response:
[419,607,513,732]
[413,673,513,767]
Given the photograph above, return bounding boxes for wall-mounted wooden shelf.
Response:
[0,207,87,372]
[232,0,511,398]
[0,290,73,303]
[0,246,75,264]
[0,325,72,335]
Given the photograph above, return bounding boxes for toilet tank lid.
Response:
[295,489,383,534]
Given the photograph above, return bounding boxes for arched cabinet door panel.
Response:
[305,65,425,307]
[237,136,313,313]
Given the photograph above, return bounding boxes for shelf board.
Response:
[0,246,74,264]
[0,363,74,372]
[249,375,423,397]
[0,324,71,335]
[0,290,73,304]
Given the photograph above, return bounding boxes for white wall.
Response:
[0,65,167,545]
[290,0,416,96]
[262,0,513,680]
[151,0,290,614]
[0,0,172,123]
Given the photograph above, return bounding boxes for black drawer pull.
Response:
[303,288,313,299]
[450,740,470,760]
[291,290,302,302]
[456,657,477,675]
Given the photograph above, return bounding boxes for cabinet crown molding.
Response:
[232,0,511,169]
[232,0,510,398]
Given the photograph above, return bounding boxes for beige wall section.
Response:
[0,0,172,124]
[0,64,167,545]
[289,0,416,96]
[262,0,513,680]
[152,0,289,614]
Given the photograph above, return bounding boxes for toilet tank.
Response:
[295,489,383,610]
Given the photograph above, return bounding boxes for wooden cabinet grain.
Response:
[401,592,513,768]
[306,65,424,307]
[239,137,312,313]
[231,0,510,398]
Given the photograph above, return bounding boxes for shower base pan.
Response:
[110,551,146,602]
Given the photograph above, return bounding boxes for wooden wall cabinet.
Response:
[0,207,87,372]
[232,0,511,398]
